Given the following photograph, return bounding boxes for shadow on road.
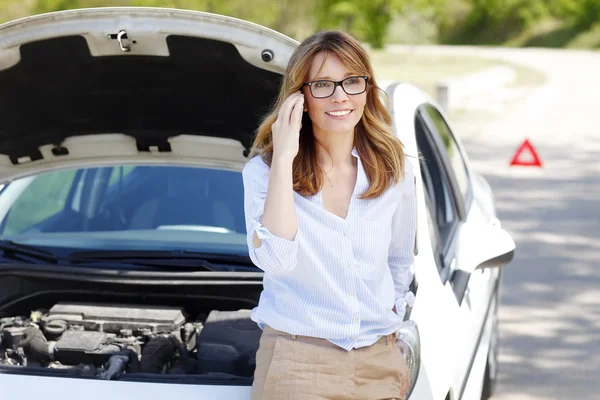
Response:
[462,138,600,400]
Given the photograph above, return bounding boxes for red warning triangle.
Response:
[510,139,542,167]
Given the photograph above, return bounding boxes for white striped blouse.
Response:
[242,147,416,351]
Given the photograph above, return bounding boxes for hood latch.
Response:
[108,30,136,52]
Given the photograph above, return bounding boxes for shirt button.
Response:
[349,290,354,296]
[352,317,358,323]
[343,231,347,237]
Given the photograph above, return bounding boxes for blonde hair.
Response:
[250,30,406,199]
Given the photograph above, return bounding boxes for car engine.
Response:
[0,302,262,381]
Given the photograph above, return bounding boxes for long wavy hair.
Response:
[249,30,406,199]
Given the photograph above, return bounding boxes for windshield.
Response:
[0,165,248,257]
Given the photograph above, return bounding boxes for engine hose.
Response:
[168,335,190,373]
[21,326,53,362]
[139,336,176,374]
[126,346,140,373]
[99,355,129,380]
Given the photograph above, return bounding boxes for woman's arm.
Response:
[388,161,417,320]
[242,92,304,274]
[258,156,298,244]
[243,157,299,275]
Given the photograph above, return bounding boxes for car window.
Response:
[415,110,460,274]
[0,165,248,255]
[415,113,457,236]
[421,105,471,206]
[1,169,77,236]
[423,173,444,274]
[107,165,136,186]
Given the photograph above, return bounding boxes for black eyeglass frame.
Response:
[302,75,369,99]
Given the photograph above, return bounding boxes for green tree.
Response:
[314,0,402,48]
[438,0,554,44]
[552,0,600,29]
[28,0,310,39]
[33,0,132,14]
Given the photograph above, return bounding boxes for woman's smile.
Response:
[325,109,353,118]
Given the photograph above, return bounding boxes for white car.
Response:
[0,7,515,400]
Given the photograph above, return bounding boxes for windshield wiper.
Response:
[68,250,254,271]
[0,240,59,264]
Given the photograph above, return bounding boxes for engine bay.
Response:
[0,302,262,381]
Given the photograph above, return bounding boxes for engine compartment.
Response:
[0,302,261,381]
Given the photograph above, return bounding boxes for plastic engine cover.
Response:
[46,302,186,334]
[196,310,261,377]
[55,330,122,365]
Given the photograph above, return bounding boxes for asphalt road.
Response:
[392,45,600,400]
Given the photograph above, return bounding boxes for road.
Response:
[391,45,600,400]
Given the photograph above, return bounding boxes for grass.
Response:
[504,19,600,50]
[368,50,547,99]
[510,62,547,88]
[369,50,500,97]
[367,49,548,141]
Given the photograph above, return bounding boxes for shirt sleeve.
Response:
[388,160,417,321]
[242,156,299,275]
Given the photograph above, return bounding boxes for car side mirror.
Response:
[451,219,515,304]
[456,219,516,274]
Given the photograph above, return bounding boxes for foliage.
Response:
[551,0,600,29]
[0,0,599,47]
[23,0,309,38]
[436,0,599,44]
[313,0,401,48]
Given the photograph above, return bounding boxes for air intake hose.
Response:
[140,335,189,374]
[139,336,176,373]
[22,326,54,362]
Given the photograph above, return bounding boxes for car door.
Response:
[415,104,491,399]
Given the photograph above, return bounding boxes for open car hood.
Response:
[0,7,298,181]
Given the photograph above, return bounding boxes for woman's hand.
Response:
[271,91,304,163]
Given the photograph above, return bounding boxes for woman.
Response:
[243,30,416,400]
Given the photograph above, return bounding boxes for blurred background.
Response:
[2,0,599,49]
[1,2,598,400]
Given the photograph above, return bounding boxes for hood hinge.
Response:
[136,138,172,154]
[9,149,44,165]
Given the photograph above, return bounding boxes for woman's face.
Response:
[302,52,367,139]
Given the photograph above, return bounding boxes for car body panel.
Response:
[389,82,468,400]
[388,82,509,400]
[0,374,252,399]
[0,134,249,184]
[459,285,497,400]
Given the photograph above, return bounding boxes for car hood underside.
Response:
[0,7,297,180]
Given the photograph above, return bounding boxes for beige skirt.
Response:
[251,325,410,400]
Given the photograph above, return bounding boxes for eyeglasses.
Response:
[302,76,369,99]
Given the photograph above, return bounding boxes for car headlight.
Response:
[396,320,420,398]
